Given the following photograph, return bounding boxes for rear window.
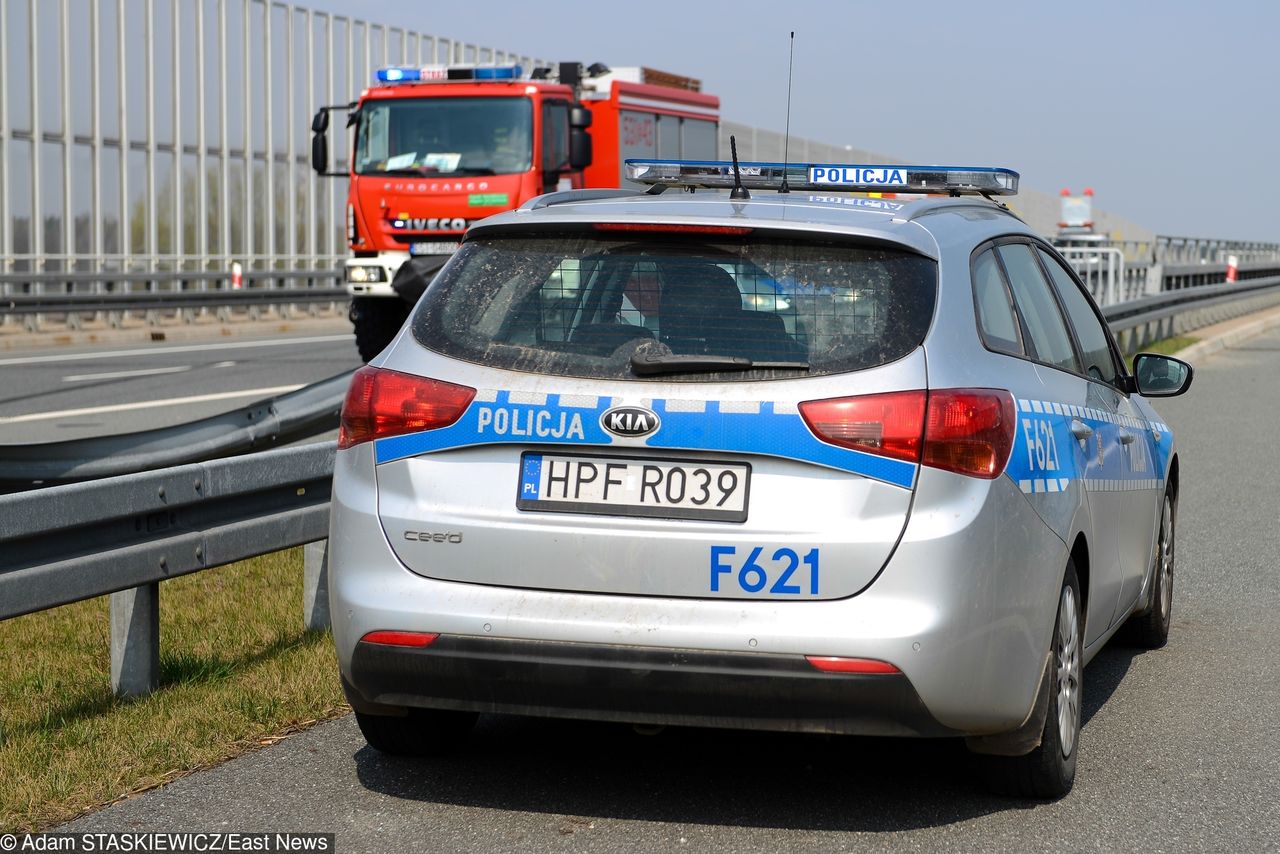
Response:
[411,231,937,381]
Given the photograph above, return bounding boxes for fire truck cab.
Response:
[312,62,720,361]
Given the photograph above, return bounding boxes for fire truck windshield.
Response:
[354,96,533,177]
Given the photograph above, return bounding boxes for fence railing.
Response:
[4,273,1280,700]
[1057,246,1130,306]
[1103,275,1280,351]
[1052,237,1280,306]
[1,267,346,331]
[0,0,547,280]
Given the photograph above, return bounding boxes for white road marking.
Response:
[212,361,237,368]
[0,385,304,425]
[0,334,351,366]
[61,365,192,383]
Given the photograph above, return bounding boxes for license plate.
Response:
[517,452,750,522]
[408,241,458,256]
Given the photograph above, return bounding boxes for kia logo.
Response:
[601,406,660,438]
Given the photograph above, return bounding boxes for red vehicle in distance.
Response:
[312,61,720,360]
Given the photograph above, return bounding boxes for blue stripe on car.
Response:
[1006,398,1169,494]
[374,391,919,489]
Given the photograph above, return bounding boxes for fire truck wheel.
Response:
[351,296,411,363]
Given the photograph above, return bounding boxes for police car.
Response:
[328,157,1192,798]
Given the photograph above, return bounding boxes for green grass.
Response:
[1132,334,1198,358]
[0,547,348,832]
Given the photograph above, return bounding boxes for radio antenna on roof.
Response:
[729,135,749,200]
[779,31,795,194]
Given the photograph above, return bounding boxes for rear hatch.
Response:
[368,226,938,600]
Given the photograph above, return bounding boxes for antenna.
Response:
[779,31,795,194]
[729,135,749,200]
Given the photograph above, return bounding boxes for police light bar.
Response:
[625,159,1019,196]
[375,64,524,84]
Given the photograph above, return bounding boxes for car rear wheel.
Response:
[1123,490,1175,649]
[979,560,1082,799]
[354,707,478,757]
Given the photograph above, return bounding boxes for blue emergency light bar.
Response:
[624,159,1020,196]
[375,64,524,84]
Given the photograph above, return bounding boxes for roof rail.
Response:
[904,198,1024,224]
[521,188,646,211]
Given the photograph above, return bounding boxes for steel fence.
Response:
[0,0,547,277]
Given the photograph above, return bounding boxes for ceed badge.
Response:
[600,406,660,438]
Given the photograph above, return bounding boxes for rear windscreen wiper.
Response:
[630,352,809,376]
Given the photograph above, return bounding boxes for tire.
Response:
[350,296,410,363]
[980,560,1083,799]
[1124,490,1176,649]
[354,707,478,757]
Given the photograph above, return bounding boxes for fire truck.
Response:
[311,62,721,360]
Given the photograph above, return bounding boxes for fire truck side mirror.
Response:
[569,129,592,171]
[311,132,329,175]
[311,108,330,175]
[568,105,593,171]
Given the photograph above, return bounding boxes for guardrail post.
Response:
[110,583,160,698]
[304,539,330,631]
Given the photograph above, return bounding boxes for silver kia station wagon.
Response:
[328,159,1192,798]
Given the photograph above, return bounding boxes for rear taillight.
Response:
[798,391,927,463]
[799,388,1015,479]
[338,365,475,450]
[922,389,1016,479]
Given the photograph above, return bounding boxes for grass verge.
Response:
[1128,334,1199,359]
[0,547,348,832]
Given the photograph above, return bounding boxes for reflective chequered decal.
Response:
[1008,398,1170,495]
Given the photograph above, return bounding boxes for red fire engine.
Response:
[312,61,720,360]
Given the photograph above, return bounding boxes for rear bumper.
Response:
[346,635,958,737]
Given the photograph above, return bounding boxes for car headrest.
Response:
[657,264,742,317]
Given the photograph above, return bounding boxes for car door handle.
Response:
[1118,430,1136,445]
[1070,420,1093,440]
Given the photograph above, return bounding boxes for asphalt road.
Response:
[0,334,362,444]
[57,330,1280,851]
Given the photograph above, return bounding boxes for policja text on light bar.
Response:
[624,159,1020,196]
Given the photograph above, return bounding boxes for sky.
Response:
[311,0,1280,242]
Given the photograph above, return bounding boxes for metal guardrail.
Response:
[1053,234,1280,306]
[0,268,340,289]
[0,443,334,621]
[1103,275,1280,350]
[3,286,349,315]
[0,443,335,696]
[0,371,353,493]
[1,268,348,331]
[4,274,1280,699]
[0,267,344,303]
[1153,235,1280,266]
